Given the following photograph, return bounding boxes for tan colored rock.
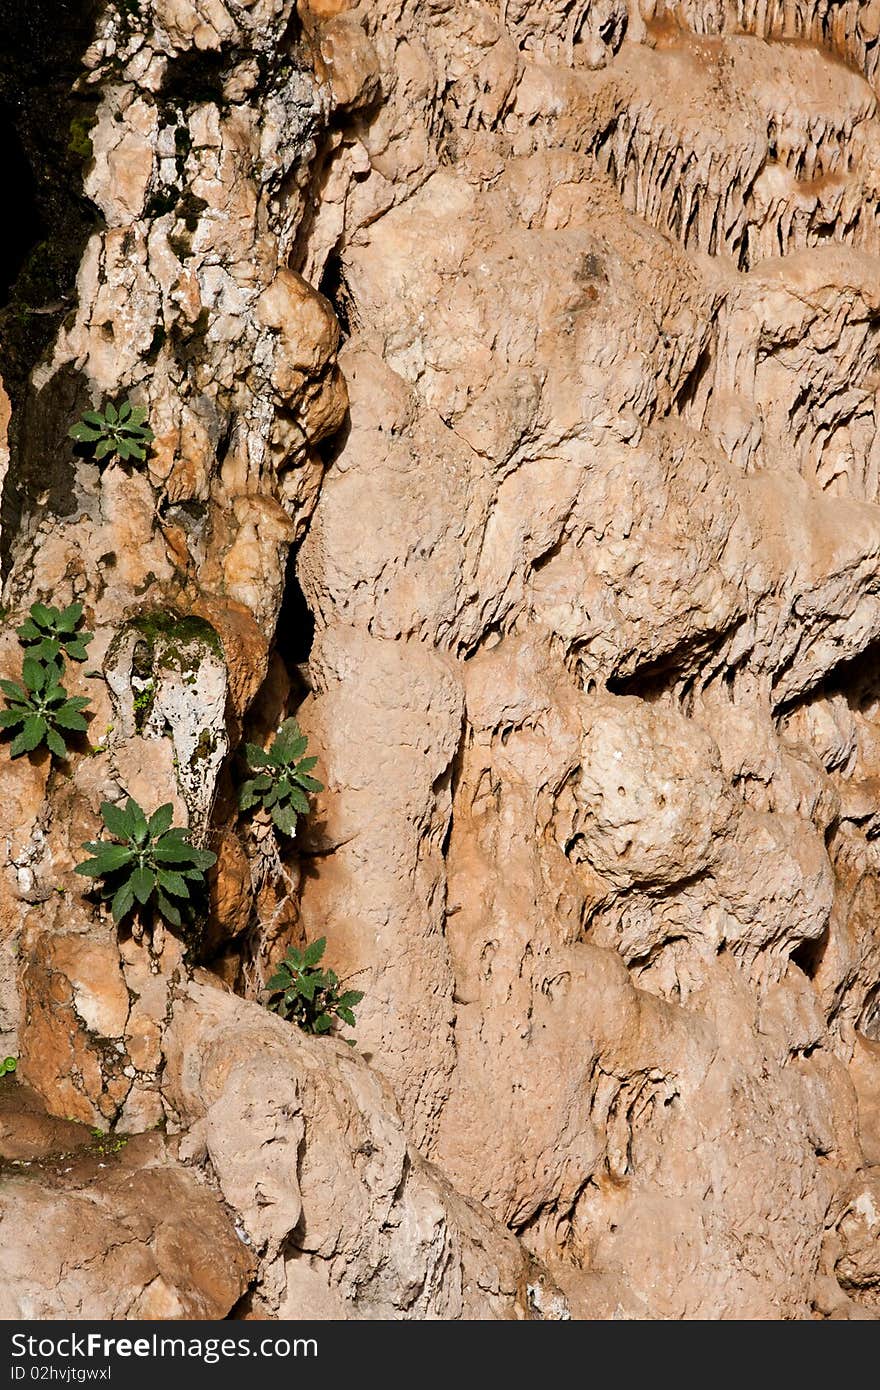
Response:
[317,13,380,110]
[297,624,462,1149]
[257,269,340,379]
[192,596,270,720]
[18,918,132,1126]
[293,0,880,1319]
[299,362,349,443]
[85,93,157,226]
[0,1089,253,1320]
[835,1173,880,1311]
[564,696,734,891]
[205,829,254,951]
[3,0,880,1324]
[0,741,50,868]
[222,496,296,632]
[0,1082,87,1163]
[110,738,187,827]
[164,977,567,1319]
[850,1032,880,1165]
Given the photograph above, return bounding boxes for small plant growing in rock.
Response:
[265,938,363,1041]
[239,718,323,837]
[131,679,156,733]
[0,1057,16,1077]
[74,797,216,929]
[16,600,93,663]
[69,398,154,463]
[0,657,91,758]
[90,1127,127,1155]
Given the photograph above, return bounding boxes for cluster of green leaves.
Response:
[1,600,93,761]
[74,797,216,928]
[90,1127,127,1154]
[0,656,91,759]
[239,719,323,837]
[69,398,154,464]
[265,937,363,1040]
[0,1056,16,1077]
[16,600,93,663]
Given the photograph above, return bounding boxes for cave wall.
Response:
[0,0,879,1319]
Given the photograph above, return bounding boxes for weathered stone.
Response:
[18,916,132,1126]
[1,0,879,1323]
[850,1031,880,1166]
[164,977,566,1319]
[0,1085,253,1319]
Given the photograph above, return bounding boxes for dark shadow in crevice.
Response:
[318,249,352,339]
[0,107,43,306]
[606,622,745,705]
[823,640,880,715]
[775,637,880,722]
[0,0,103,579]
[530,532,567,574]
[606,655,682,702]
[859,982,880,1040]
[316,408,351,472]
[160,43,235,106]
[791,921,829,980]
[274,545,315,672]
[674,342,712,415]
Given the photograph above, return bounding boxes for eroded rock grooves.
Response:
[0,0,878,1320]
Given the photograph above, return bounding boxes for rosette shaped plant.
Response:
[16,600,93,663]
[75,798,216,928]
[265,937,364,1041]
[239,718,323,836]
[0,656,91,758]
[69,398,154,463]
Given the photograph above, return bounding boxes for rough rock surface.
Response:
[0,1080,254,1319]
[0,0,878,1320]
[163,977,566,1319]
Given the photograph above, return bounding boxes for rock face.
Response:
[297,0,880,1317]
[0,1080,254,1319]
[0,0,879,1321]
[163,977,564,1319]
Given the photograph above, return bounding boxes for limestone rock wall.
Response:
[294,0,880,1318]
[0,0,878,1320]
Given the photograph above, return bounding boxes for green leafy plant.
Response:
[74,797,216,928]
[68,398,154,463]
[0,1057,16,1077]
[0,656,91,758]
[90,1127,127,1154]
[132,679,156,732]
[16,600,93,663]
[264,937,363,1040]
[239,718,323,836]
